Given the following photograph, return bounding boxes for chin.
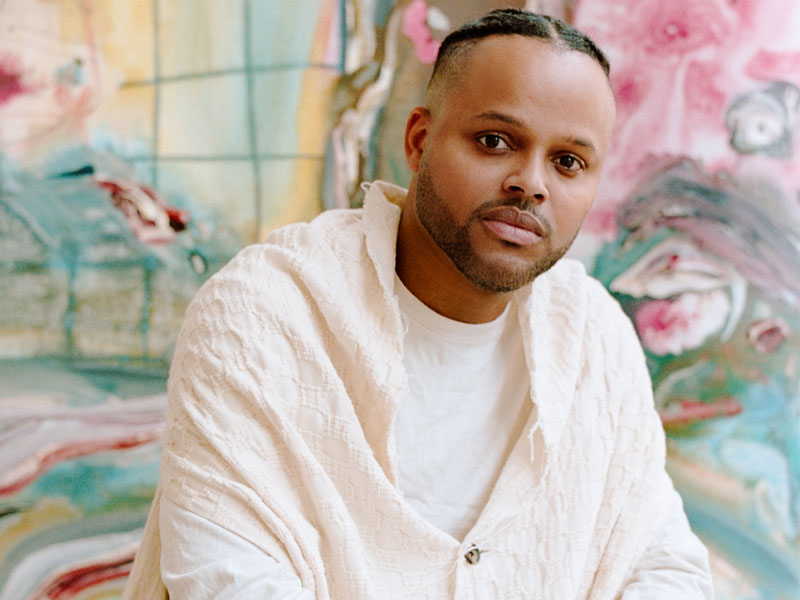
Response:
[458,256,547,293]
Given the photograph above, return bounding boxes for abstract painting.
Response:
[1,1,797,598]
[1,1,340,597]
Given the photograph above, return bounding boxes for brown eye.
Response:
[555,155,582,171]
[477,134,509,150]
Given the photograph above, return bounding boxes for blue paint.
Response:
[0,147,239,365]
[685,493,799,597]
[374,0,394,27]
[18,451,161,515]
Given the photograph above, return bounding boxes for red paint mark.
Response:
[661,396,742,427]
[43,556,133,599]
[98,178,191,233]
[0,56,28,105]
[0,432,161,497]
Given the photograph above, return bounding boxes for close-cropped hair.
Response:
[429,8,610,88]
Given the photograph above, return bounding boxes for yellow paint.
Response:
[74,581,127,600]
[89,85,155,143]
[76,1,155,82]
[0,497,80,563]
[157,1,244,77]
[258,0,341,237]
[666,441,745,513]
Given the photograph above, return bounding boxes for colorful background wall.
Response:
[1,1,797,598]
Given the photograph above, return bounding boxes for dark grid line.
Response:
[243,0,263,243]
[121,63,339,87]
[136,1,347,237]
[129,154,325,162]
[339,0,347,72]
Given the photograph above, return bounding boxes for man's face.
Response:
[405,35,616,293]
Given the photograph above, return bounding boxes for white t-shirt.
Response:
[393,274,531,541]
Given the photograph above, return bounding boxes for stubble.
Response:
[413,160,575,293]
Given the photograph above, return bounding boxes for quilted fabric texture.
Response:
[124,181,674,599]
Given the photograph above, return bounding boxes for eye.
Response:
[477,134,510,150]
[554,154,584,173]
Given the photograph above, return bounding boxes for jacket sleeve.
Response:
[159,494,314,600]
[618,489,714,599]
[154,248,334,598]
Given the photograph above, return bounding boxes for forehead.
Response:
[431,35,615,143]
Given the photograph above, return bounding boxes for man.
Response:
[124,9,712,599]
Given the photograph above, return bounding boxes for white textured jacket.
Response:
[125,181,677,599]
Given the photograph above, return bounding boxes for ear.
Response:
[404,106,430,173]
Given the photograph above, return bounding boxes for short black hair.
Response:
[430,8,610,89]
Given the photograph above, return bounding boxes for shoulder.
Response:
[534,263,656,427]
[533,258,645,370]
[179,208,368,337]
[264,207,365,257]
[203,208,366,292]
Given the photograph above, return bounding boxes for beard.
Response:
[413,161,575,293]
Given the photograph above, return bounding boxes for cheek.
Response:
[428,141,476,182]
[550,181,598,233]
[426,150,493,210]
[429,135,502,181]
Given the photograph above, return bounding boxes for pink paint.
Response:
[745,50,800,86]
[402,0,440,65]
[583,203,619,238]
[613,72,648,112]
[570,0,797,219]
[684,60,726,116]
[0,56,28,105]
[634,292,729,356]
[636,299,687,349]
[639,1,732,56]
[44,1,102,142]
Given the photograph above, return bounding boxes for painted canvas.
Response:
[0,0,341,597]
[577,1,800,595]
[1,1,798,598]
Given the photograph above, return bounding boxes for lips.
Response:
[479,207,546,246]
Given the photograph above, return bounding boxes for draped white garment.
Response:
[158,274,711,599]
[125,180,704,599]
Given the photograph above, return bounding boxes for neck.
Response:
[395,204,512,324]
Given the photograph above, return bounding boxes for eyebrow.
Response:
[472,111,524,128]
[471,110,597,155]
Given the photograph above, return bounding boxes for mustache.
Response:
[470,198,552,235]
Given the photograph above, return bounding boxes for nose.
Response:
[502,155,548,203]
